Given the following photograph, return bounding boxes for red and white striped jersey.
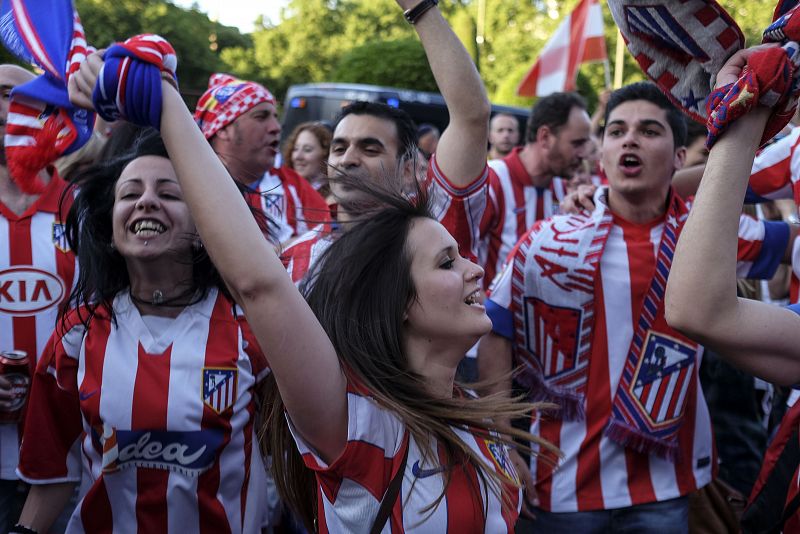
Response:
[18,289,270,533]
[0,171,77,479]
[245,167,330,245]
[747,127,800,205]
[486,192,788,512]
[291,388,520,533]
[281,153,492,284]
[482,148,571,287]
[746,127,800,302]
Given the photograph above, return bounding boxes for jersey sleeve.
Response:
[427,152,495,264]
[17,320,85,484]
[735,215,790,279]
[746,128,800,203]
[287,389,405,504]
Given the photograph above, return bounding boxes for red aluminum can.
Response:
[0,350,30,423]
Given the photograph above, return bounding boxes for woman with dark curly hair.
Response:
[15,130,272,533]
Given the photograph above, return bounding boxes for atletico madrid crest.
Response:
[629,331,696,428]
[52,222,70,252]
[202,368,238,414]
[483,438,520,485]
[524,297,582,379]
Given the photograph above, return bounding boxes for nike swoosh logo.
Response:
[411,460,446,479]
[79,389,98,401]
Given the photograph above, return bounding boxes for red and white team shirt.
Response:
[291,387,520,533]
[747,126,800,302]
[18,289,270,533]
[483,148,587,288]
[245,166,330,245]
[281,153,491,284]
[486,192,788,512]
[0,172,77,479]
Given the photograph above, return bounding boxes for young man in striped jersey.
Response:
[478,82,795,532]
[0,64,78,532]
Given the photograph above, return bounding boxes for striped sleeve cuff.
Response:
[745,220,789,279]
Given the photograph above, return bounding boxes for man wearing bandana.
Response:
[194,75,329,247]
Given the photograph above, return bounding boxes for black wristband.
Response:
[10,525,38,534]
[403,0,439,24]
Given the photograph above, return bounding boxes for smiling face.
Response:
[602,100,685,201]
[111,156,196,269]
[291,129,327,180]
[404,217,492,351]
[328,113,413,213]
[328,114,403,179]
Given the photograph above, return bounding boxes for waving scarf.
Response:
[512,188,698,461]
[608,0,800,149]
[0,0,94,192]
[0,0,178,193]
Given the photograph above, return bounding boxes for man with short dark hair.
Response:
[479,82,794,531]
[488,113,520,160]
[282,0,494,283]
[482,92,592,286]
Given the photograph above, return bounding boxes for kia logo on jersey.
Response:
[101,427,225,476]
[0,267,65,315]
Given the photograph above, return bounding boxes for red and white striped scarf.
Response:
[510,188,696,461]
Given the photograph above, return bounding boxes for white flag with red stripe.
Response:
[517,0,607,97]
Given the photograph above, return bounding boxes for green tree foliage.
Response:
[74,0,250,99]
[0,0,781,110]
[331,38,437,90]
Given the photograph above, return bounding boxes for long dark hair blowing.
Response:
[62,129,229,327]
[261,177,560,530]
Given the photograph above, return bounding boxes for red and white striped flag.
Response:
[517,0,607,97]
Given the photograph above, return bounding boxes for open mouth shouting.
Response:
[619,153,643,177]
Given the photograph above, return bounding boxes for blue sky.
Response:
[172,0,289,32]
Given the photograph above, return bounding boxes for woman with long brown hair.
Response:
[66,28,555,534]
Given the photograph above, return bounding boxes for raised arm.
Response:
[69,54,348,462]
[665,48,800,384]
[398,0,491,185]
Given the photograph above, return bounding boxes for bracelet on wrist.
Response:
[403,0,439,24]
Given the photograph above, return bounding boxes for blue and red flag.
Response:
[0,0,94,192]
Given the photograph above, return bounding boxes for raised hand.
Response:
[714,44,778,89]
[67,51,104,110]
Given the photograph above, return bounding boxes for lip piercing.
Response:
[144,241,149,246]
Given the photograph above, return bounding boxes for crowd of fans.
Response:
[2,1,800,533]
